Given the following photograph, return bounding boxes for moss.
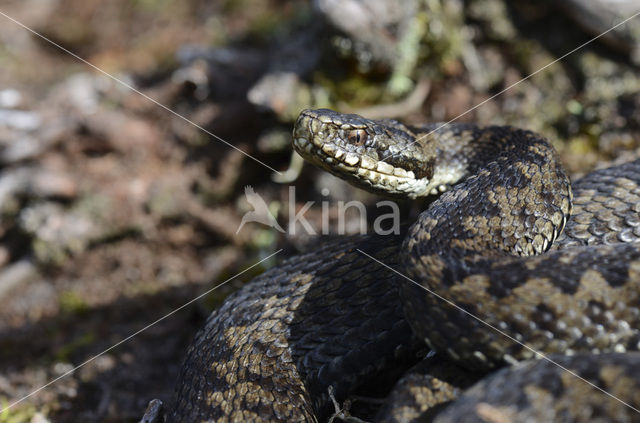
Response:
[32,239,69,267]
[420,0,465,70]
[388,0,466,95]
[43,17,96,50]
[147,181,185,220]
[315,72,385,107]
[567,136,596,155]
[0,399,39,423]
[467,0,517,41]
[59,291,89,316]
[566,100,583,115]
[74,193,112,225]
[123,281,163,297]
[387,10,427,95]
[133,0,173,12]
[54,332,96,363]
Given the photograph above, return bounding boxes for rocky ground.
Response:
[0,0,639,422]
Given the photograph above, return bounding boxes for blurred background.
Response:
[0,0,639,421]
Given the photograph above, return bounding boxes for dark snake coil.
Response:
[160,109,640,422]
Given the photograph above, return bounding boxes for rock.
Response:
[314,0,418,65]
[561,0,640,63]
[0,89,23,109]
[0,119,73,164]
[139,399,164,423]
[248,72,313,120]
[30,412,51,423]
[0,109,41,131]
[0,167,31,213]
[19,203,100,264]
[0,259,39,300]
[30,168,78,199]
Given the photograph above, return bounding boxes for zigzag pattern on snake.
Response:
[161,108,640,422]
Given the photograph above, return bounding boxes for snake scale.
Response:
[158,109,640,422]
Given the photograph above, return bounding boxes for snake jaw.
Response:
[293,109,438,198]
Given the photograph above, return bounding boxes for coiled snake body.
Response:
[164,109,640,422]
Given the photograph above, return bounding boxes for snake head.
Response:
[293,108,436,198]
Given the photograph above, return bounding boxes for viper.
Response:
[148,109,640,422]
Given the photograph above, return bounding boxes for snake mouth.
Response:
[293,135,433,198]
[293,109,438,198]
[294,135,420,178]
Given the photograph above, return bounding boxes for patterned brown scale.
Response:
[167,235,425,422]
[433,353,640,423]
[162,108,640,422]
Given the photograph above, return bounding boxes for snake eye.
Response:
[347,129,368,147]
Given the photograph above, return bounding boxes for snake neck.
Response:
[404,126,571,263]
